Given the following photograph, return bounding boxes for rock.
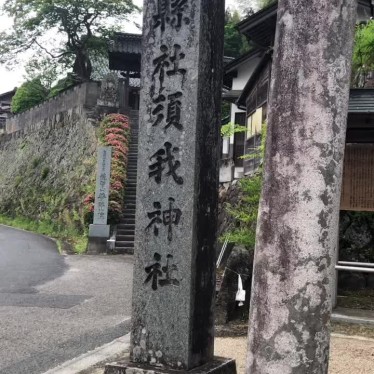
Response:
[338,271,366,291]
[343,219,372,250]
[216,246,254,324]
[367,274,374,289]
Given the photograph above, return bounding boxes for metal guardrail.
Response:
[338,261,374,268]
[336,261,374,273]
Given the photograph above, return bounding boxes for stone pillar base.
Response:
[87,224,111,253]
[104,357,236,374]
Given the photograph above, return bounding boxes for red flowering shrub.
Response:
[84,113,130,224]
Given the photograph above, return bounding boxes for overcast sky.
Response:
[0,0,247,93]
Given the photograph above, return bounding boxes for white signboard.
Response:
[93,147,112,225]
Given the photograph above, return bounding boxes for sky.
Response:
[0,0,250,93]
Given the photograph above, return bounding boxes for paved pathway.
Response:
[0,225,133,374]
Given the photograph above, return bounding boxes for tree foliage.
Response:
[257,0,277,9]
[222,125,267,249]
[352,21,374,88]
[0,0,139,82]
[11,79,48,114]
[224,10,250,58]
[234,0,256,17]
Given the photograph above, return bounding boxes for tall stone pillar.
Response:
[105,1,235,373]
[246,1,357,373]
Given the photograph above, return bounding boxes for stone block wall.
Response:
[0,107,98,231]
[6,82,101,134]
[0,82,107,236]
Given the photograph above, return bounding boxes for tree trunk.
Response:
[246,1,357,373]
[72,49,92,81]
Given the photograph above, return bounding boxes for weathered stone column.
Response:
[247,1,357,373]
[88,146,112,253]
[105,1,235,373]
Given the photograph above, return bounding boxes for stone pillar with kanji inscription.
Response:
[104,1,235,374]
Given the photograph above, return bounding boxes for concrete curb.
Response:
[42,331,131,374]
[331,333,374,343]
[332,313,374,326]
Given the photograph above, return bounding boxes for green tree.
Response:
[11,79,48,114]
[0,0,139,82]
[224,10,250,58]
[352,20,374,87]
[24,57,62,90]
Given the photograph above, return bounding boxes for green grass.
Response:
[337,290,374,311]
[0,214,87,254]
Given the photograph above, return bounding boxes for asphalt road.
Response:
[0,225,133,374]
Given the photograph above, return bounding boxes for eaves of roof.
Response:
[236,51,272,109]
[224,49,263,74]
[0,88,17,100]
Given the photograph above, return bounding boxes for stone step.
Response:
[113,247,134,255]
[122,214,135,219]
[117,229,135,236]
[116,241,134,247]
[116,235,134,241]
[122,218,135,224]
[123,211,136,215]
[121,215,135,220]
[117,224,135,229]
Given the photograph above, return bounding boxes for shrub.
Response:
[11,79,48,114]
[222,125,267,250]
[84,113,130,224]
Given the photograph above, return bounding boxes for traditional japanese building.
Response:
[0,88,16,134]
[221,0,374,301]
[108,33,142,112]
[222,0,374,182]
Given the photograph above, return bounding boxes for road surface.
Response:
[0,225,133,374]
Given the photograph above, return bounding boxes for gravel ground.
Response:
[215,334,374,374]
[87,332,374,374]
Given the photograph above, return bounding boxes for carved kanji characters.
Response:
[146,198,182,241]
[166,92,183,130]
[146,202,162,236]
[167,44,186,78]
[159,254,180,286]
[153,0,190,32]
[170,0,189,31]
[163,198,182,241]
[144,253,180,290]
[145,253,163,290]
[149,142,183,185]
[151,92,183,130]
[153,0,169,32]
[152,45,186,95]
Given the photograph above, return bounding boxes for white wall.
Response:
[232,57,262,91]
